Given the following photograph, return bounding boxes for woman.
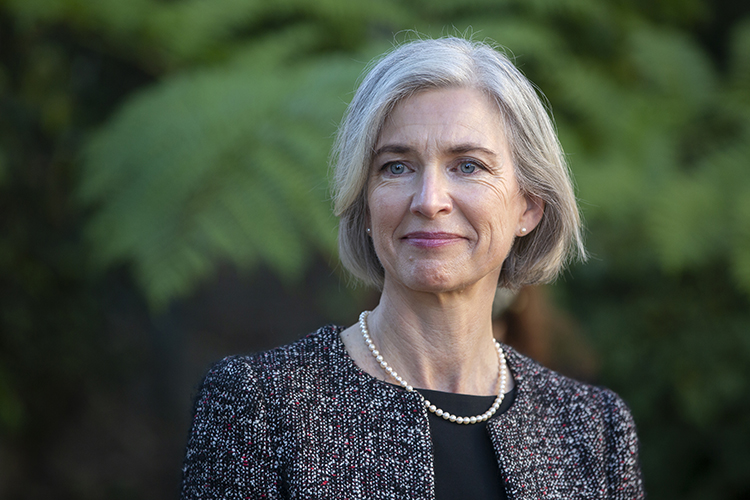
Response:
[182,37,644,499]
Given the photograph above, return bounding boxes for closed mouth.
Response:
[402,232,464,248]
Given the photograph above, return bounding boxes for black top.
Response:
[420,386,517,500]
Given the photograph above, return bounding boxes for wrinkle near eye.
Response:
[474,177,515,202]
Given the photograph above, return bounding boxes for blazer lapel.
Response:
[487,347,598,499]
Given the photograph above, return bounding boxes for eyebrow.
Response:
[373,143,499,159]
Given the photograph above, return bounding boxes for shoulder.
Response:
[182,325,347,498]
[245,324,345,368]
[506,344,632,418]
[505,347,624,407]
[196,324,348,412]
[202,324,345,392]
[497,346,644,497]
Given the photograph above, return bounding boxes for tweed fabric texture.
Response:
[181,325,644,499]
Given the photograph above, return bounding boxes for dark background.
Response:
[1,0,749,498]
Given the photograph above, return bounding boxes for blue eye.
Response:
[388,162,406,174]
[459,161,477,174]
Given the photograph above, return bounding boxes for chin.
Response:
[408,280,458,294]
[398,268,471,294]
[385,258,502,296]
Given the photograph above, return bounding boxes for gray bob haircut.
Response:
[331,36,586,289]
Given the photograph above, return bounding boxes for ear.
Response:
[517,195,544,237]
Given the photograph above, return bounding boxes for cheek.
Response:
[368,186,403,227]
[481,182,525,225]
[463,192,521,248]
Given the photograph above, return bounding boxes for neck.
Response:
[364,279,501,395]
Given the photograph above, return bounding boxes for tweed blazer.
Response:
[181,325,644,499]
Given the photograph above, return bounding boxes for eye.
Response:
[459,161,478,174]
[388,162,406,175]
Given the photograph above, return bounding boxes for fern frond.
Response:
[79,51,364,309]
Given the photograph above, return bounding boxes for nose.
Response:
[410,168,453,218]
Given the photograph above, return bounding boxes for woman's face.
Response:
[367,87,541,294]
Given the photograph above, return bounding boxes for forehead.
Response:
[375,87,507,151]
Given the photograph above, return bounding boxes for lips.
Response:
[402,231,464,248]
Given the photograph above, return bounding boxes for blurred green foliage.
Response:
[1,0,749,498]
[79,35,360,308]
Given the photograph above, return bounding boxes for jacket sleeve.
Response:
[603,390,645,499]
[181,356,277,499]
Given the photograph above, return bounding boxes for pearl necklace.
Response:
[358,310,508,425]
